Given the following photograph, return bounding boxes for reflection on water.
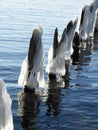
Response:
[79,48,92,66]
[94,31,98,50]
[75,40,94,68]
[45,79,61,116]
[18,90,41,130]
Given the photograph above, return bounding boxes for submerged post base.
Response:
[48,73,56,80]
[24,85,35,93]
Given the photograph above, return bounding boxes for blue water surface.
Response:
[0,0,98,130]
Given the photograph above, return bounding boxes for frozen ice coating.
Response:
[46,28,67,76]
[0,79,13,130]
[18,25,44,89]
[46,18,78,76]
[79,0,98,40]
[95,9,98,31]
[79,5,90,40]
[65,17,78,60]
[46,46,66,75]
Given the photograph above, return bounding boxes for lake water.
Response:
[0,0,98,130]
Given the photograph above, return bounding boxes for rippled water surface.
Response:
[0,0,98,130]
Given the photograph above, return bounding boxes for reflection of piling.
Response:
[77,41,93,66]
[45,80,61,116]
[18,90,41,129]
[94,31,98,49]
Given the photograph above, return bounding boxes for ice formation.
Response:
[0,79,13,130]
[18,26,44,89]
[95,9,98,31]
[79,0,98,40]
[65,17,78,60]
[46,17,78,76]
[46,28,66,76]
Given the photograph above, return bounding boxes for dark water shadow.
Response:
[71,42,92,85]
[17,90,41,130]
[79,49,92,66]
[71,35,93,66]
[75,40,94,67]
[94,31,98,50]
[45,79,62,116]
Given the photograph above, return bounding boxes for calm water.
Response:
[0,0,98,130]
